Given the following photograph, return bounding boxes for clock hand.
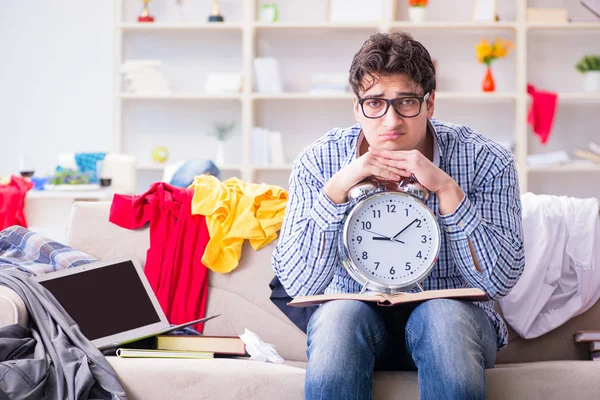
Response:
[392,218,419,240]
[363,230,405,244]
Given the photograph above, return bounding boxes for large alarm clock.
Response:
[339,176,441,293]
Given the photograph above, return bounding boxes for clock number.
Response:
[421,235,427,243]
[372,210,381,218]
[416,251,422,259]
[416,219,422,228]
[386,204,396,213]
[389,266,396,275]
[361,221,372,230]
[357,236,363,244]
[362,251,368,260]
[405,262,411,271]
[374,262,380,270]
[405,208,409,217]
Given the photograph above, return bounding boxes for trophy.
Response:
[138,0,155,23]
[208,0,224,22]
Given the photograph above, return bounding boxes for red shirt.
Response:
[109,182,210,332]
[0,176,33,231]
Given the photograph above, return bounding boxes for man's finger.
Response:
[368,146,410,160]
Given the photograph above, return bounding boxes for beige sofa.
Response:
[2,201,600,399]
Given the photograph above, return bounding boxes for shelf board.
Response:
[389,21,518,30]
[137,164,165,171]
[119,22,243,31]
[435,92,517,100]
[252,92,353,100]
[252,22,379,30]
[117,93,242,100]
[528,163,600,173]
[252,164,294,171]
[527,22,600,30]
[137,163,243,171]
[558,93,600,102]
[251,92,516,100]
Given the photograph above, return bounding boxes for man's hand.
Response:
[324,152,410,204]
[368,147,464,215]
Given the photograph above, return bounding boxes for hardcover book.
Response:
[116,348,214,359]
[288,288,489,308]
[156,335,247,356]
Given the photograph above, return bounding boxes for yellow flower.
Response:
[476,37,513,65]
[475,39,493,64]
[491,38,513,58]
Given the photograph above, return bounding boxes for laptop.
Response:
[35,255,219,350]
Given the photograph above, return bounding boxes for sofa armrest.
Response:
[0,285,27,328]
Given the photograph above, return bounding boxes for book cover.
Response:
[157,335,247,356]
[116,348,214,359]
[288,287,489,308]
[574,331,600,343]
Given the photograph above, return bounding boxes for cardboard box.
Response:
[526,8,568,23]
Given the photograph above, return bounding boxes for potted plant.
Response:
[211,121,236,165]
[575,55,600,92]
[408,0,428,23]
[475,37,513,92]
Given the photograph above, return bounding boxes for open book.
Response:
[288,288,489,308]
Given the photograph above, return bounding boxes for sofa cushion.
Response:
[65,202,597,365]
[106,358,600,400]
[107,358,305,400]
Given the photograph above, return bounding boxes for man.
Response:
[271,32,525,400]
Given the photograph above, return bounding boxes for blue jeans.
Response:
[305,299,497,400]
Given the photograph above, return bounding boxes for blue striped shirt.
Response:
[272,118,525,349]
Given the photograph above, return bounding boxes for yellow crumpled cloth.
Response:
[190,175,288,273]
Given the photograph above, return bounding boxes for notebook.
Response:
[35,255,219,350]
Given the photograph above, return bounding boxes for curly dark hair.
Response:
[349,32,436,96]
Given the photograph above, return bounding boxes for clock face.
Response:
[343,192,440,290]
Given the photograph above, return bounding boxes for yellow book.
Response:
[157,335,247,356]
[116,348,214,359]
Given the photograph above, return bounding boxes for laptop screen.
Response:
[39,260,161,341]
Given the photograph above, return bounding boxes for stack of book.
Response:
[309,73,349,94]
[251,127,285,165]
[574,331,600,361]
[117,335,247,359]
[120,60,171,95]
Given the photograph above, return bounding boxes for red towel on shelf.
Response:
[0,176,33,231]
[109,182,210,332]
[527,84,558,144]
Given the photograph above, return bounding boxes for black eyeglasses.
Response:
[358,92,431,119]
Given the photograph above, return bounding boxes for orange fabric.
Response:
[0,176,33,231]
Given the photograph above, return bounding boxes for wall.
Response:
[0,0,113,177]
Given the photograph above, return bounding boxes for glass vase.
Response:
[482,66,495,92]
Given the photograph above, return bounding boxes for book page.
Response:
[289,292,385,307]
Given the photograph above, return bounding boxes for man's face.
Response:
[353,73,435,152]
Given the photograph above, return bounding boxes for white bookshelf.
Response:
[113,0,600,197]
[119,22,243,31]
